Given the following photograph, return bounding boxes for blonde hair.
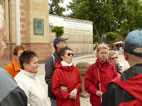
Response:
[108,50,118,60]
[96,44,109,53]
[0,5,4,30]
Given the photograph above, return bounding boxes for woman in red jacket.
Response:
[85,44,118,106]
[52,47,82,106]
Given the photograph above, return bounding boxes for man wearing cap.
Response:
[45,37,68,106]
[102,29,142,106]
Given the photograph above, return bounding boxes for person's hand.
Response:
[96,90,103,96]
[60,86,68,92]
[69,88,77,99]
[70,94,76,99]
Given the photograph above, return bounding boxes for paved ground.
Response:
[37,51,129,106]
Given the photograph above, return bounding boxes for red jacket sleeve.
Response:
[85,65,97,95]
[74,67,82,94]
[52,70,70,99]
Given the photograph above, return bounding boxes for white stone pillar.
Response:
[15,0,21,45]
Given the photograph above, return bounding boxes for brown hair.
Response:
[59,47,73,60]
[19,50,37,69]
[13,45,26,56]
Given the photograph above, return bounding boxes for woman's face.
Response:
[110,54,118,66]
[24,56,39,73]
[61,50,73,64]
[96,48,108,63]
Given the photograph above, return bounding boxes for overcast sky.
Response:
[60,0,72,7]
[49,0,72,15]
[60,0,72,15]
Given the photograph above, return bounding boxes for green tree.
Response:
[52,26,64,37]
[109,0,142,39]
[67,0,142,42]
[49,0,65,16]
[119,0,142,39]
[106,32,118,41]
[67,0,116,42]
[93,35,98,43]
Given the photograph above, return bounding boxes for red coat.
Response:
[52,61,82,106]
[113,75,142,106]
[85,59,118,106]
[102,64,142,106]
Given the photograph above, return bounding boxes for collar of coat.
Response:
[95,59,110,72]
[55,61,74,71]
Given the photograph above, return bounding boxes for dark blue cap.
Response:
[124,29,142,56]
[53,37,68,48]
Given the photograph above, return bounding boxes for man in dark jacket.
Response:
[102,29,142,106]
[45,37,68,106]
[0,5,27,106]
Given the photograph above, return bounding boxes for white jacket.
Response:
[14,70,48,106]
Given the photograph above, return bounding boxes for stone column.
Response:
[76,62,90,98]
[9,0,16,43]
[5,0,10,42]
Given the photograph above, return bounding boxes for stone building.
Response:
[0,0,51,65]
[0,0,93,66]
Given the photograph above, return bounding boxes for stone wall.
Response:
[49,14,93,56]
[30,43,52,62]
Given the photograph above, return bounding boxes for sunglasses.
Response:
[67,53,74,56]
[111,57,118,60]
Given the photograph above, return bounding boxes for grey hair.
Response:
[108,50,118,60]
[0,5,4,30]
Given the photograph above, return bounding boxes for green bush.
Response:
[52,26,64,37]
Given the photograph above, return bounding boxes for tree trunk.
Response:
[94,24,100,41]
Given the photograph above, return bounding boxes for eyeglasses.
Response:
[67,53,74,56]
[111,57,118,60]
